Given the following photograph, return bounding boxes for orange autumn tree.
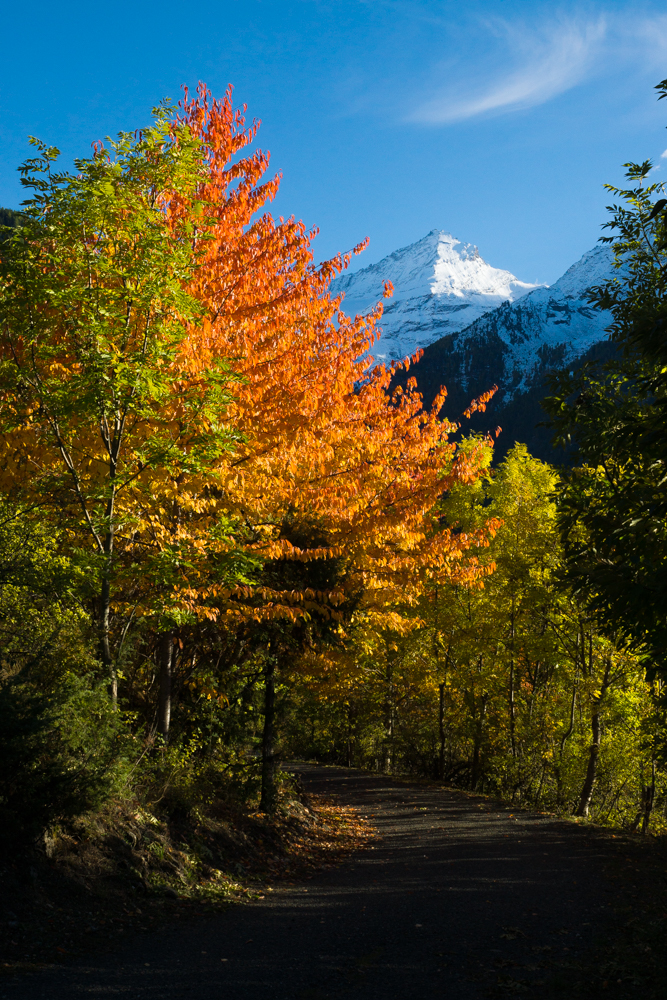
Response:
[167,85,499,807]
[0,85,498,805]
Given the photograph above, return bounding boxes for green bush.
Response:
[0,674,122,846]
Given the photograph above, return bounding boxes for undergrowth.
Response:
[0,766,374,974]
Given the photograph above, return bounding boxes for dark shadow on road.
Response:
[0,764,620,999]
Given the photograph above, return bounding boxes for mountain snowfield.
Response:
[334,230,618,458]
[331,230,541,363]
[453,242,615,400]
[332,230,615,397]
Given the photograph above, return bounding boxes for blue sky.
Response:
[2,0,667,283]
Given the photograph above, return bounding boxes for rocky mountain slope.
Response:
[444,245,614,400]
[332,230,540,363]
[334,232,617,460]
[401,244,616,460]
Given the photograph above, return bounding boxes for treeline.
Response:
[0,86,495,844]
[290,443,663,831]
[1,80,666,848]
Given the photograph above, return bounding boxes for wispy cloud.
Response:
[410,17,606,124]
[662,149,667,159]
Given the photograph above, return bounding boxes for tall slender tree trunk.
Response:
[260,661,277,813]
[100,500,117,706]
[438,681,446,780]
[576,706,600,817]
[509,599,516,759]
[471,690,487,791]
[100,468,118,706]
[99,571,117,706]
[640,680,662,834]
[576,656,611,817]
[157,632,174,741]
[383,662,394,773]
[556,676,578,806]
[641,760,656,834]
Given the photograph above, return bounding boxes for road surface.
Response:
[2,764,620,999]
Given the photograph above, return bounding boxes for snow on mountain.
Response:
[331,230,541,362]
[548,243,616,298]
[390,242,618,460]
[449,244,615,399]
[333,229,618,458]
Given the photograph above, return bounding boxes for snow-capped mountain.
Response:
[375,236,618,460]
[442,244,615,402]
[332,230,541,362]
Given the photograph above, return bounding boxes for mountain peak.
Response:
[549,244,614,299]
[331,230,541,361]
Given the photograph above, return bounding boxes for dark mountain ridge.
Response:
[379,243,618,461]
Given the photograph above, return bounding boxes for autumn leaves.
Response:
[174,84,495,633]
[0,85,496,809]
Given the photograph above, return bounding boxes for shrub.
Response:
[0,675,122,846]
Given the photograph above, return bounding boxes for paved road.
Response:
[2,764,619,999]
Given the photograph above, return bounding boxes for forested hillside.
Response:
[1,79,667,902]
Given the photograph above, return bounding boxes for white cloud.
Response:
[662,149,667,159]
[410,17,606,124]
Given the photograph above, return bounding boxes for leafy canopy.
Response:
[545,78,667,672]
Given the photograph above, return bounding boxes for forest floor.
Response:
[2,763,667,999]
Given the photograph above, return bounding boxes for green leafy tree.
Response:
[0,111,240,705]
[0,499,122,845]
[297,444,660,829]
[545,77,667,673]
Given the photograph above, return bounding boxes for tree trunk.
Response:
[576,656,611,817]
[576,700,601,817]
[509,599,516,759]
[556,677,578,806]
[641,681,661,834]
[260,661,277,813]
[383,662,394,773]
[100,464,119,706]
[641,760,656,835]
[535,762,546,806]
[471,690,487,791]
[157,632,174,741]
[99,572,117,706]
[438,682,446,780]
